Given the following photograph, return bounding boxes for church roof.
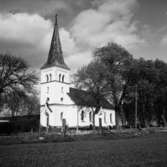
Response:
[41,14,69,70]
[68,88,114,109]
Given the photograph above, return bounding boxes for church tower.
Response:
[40,15,71,127]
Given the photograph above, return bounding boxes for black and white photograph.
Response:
[0,0,167,166]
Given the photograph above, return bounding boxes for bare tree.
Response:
[0,53,38,115]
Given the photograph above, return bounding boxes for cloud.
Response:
[71,0,143,51]
[156,25,167,46]
[57,0,144,71]
[0,0,92,27]
[60,28,78,55]
[0,0,69,15]
[66,51,93,72]
[0,13,77,68]
[161,34,167,45]
[0,0,145,71]
[0,13,51,44]
[0,13,52,67]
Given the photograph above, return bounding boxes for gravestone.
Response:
[62,118,67,137]
[99,118,103,135]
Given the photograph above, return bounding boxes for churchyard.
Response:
[0,131,167,167]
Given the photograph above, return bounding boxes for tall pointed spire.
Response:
[41,14,69,70]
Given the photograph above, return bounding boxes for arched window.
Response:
[49,74,52,81]
[110,113,112,123]
[89,111,92,122]
[60,97,63,102]
[62,75,64,83]
[46,75,49,82]
[81,110,84,121]
[59,74,61,82]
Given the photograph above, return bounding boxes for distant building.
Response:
[40,15,115,128]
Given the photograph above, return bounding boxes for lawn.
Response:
[0,133,167,167]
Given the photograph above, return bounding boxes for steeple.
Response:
[41,14,69,70]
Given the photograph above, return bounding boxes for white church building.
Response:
[40,15,116,129]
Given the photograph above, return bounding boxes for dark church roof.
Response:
[41,14,69,70]
[68,88,114,109]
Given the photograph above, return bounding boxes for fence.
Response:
[0,115,40,135]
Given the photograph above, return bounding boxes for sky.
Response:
[0,0,167,72]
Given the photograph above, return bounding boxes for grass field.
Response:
[0,133,167,167]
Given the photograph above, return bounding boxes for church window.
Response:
[104,112,106,123]
[59,74,61,82]
[46,75,49,82]
[60,112,63,121]
[62,75,64,82]
[110,113,112,123]
[49,74,52,81]
[81,110,84,121]
[89,111,92,122]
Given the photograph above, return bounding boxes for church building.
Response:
[40,15,116,129]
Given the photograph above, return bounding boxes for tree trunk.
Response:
[142,103,144,127]
[134,85,138,128]
[144,120,149,128]
[161,108,167,127]
[115,106,121,129]
[120,103,126,126]
[92,111,96,130]
[11,110,16,118]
